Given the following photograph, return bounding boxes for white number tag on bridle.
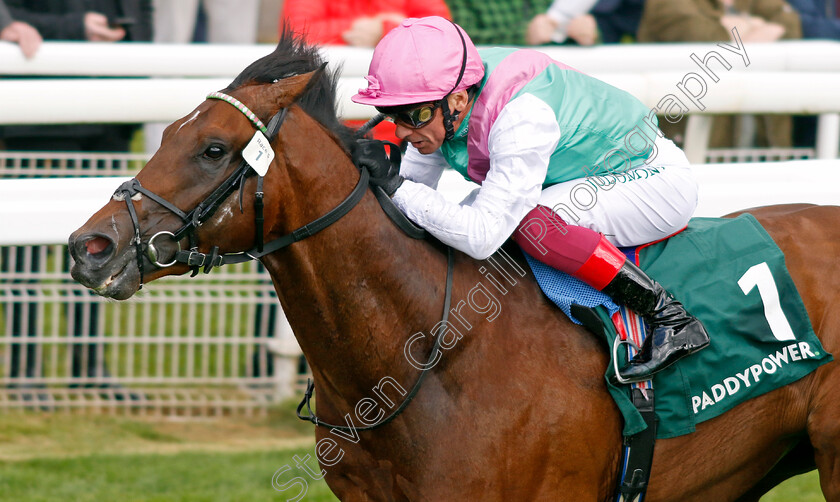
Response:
[242,130,274,176]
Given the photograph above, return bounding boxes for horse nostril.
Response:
[73,234,116,268]
[85,236,113,256]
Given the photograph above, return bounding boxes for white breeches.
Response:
[538,137,699,247]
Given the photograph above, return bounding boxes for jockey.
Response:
[350,16,709,383]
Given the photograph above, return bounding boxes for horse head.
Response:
[69,34,358,300]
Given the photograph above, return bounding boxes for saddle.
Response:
[525,213,831,438]
[525,214,831,501]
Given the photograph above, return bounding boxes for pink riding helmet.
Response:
[351,16,485,107]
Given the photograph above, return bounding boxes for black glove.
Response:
[351,139,404,197]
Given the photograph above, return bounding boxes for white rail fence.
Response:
[2,40,840,162]
[4,40,840,76]
[1,41,839,415]
[4,161,840,247]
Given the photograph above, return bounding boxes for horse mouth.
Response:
[72,251,141,300]
[94,264,127,293]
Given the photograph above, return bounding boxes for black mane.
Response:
[226,27,356,151]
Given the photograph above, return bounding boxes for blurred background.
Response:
[0,0,837,500]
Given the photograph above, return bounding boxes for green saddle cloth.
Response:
[594,214,832,438]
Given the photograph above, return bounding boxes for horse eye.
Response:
[203,145,226,160]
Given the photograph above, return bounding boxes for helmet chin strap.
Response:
[441,20,469,141]
[441,99,459,141]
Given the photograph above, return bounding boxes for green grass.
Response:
[0,406,338,502]
[0,447,825,501]
[0,409,827,501]
[0,449,339,502]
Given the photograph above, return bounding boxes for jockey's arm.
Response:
[400,146,447,189]
[392,94,559,260]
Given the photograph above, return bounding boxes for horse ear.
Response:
[257,63,328,117]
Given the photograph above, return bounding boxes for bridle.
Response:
[113,85,452,433]
[113,90,369,284]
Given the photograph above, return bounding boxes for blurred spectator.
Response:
[256,0,283,44]
[0,0,42,57]
[528,0,645,45]
[639,0,800,43]
[588,0,646,43]
[152,0,260,44]
[637,0,802,148]
[6,0,151,43]
[281,0,450,47]
[2,0,153,153]
[782,0,840,37]
[527,0,598,45]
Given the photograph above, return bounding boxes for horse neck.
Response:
[259,119,449,407]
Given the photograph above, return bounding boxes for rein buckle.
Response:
[183,248,225,272]
[185,249,207,267]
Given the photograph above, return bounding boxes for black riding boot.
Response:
[603,260,710,383]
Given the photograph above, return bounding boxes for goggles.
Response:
[382,101,441,129]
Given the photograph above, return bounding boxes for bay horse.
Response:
[68,33,840,501]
